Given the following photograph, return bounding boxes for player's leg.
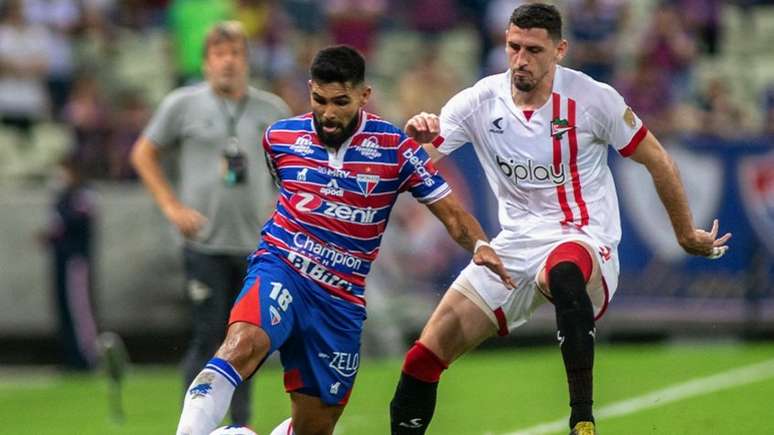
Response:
[539,241,596,431]
[225,255,254,426]
[391,288,497,434]
[286,392,345,435]
[177,322,270,435]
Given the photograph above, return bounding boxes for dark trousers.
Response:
[53,253,98,370]
[181,247,252,425]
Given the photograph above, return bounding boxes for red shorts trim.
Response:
[229,277,262,326]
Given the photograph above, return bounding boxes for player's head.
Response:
[203,21,249,97]
[506,3,567,93]
[308,45,371,148]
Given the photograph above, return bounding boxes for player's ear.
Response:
[359,85,372,108]
[555,39,568,63]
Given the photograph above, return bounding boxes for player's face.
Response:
[309,80,371,146]
[505,24,567,93]
[204,40,249,96]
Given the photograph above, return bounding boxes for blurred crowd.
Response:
[0,0,773,182]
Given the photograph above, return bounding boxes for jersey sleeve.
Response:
[397,135,452,204]
[143,89,186,150]
[434,87,477,155]
[587,83,648,158]
[262,126,280,188]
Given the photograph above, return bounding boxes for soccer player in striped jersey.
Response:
[388,4,731,435]
[175,45,514,435]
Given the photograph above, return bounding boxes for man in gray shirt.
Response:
[130,21,290,426]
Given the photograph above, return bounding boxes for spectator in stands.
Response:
[63,73,111,179]
[617,55,676,137]
[641,1,698,100]
[23,0,81,120]
[566,0,627,84]
[764,87,774,137]
[0,0,52,138]
[107,88,149,181]
[696,77,751,138]
[677,0,723,56]
[397,46,460,123]
[324,0,386,57]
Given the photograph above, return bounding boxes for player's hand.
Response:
[473,245,516,290]
[163,203,207,238]
[678,219,731,259]
[405,112,440,144]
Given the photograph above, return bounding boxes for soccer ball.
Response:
[209,425,258,435]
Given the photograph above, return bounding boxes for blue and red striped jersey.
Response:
[258,111,451,306]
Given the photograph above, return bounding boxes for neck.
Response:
[511,66,556,110]
[212,84,247,101]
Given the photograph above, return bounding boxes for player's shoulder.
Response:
[557,65,623,108]
[362,112,402,135]
[443,71,506,116]
[266,113,313,138]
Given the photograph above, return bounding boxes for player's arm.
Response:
[629,131,731,258]
[130,136,206,238]
[426,194,515,289]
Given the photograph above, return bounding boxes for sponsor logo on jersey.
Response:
[623,106,637,128]
[269,305,282,325]
[290,134,315,155]
[402,148,435,187]
[292,233,363,270]
[329,351,359,377]
[287,252,354,292]
[496,155,566,185]
[354,136,382,160]
[356,173,380,196]
[550,118,575,139]
[489,116,504,134]
[321,179,344,197]
[317,166,351,178]
[599,245,612,262]
[290,192,377,224]
[296,167,308,182]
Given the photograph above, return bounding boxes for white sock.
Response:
[176,357,243,435]
[269,417,294,435]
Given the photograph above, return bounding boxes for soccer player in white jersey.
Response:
[388,4,731,435]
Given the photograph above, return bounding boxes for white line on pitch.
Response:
[502,357,774,435]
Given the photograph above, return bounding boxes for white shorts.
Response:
[450,226,619,335]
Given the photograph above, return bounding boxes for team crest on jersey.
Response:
[356,174,380,196]
[739,152,774,256]
[354,136,382,160]
[269,305,282,325]
[550,118,575,139]
[623,106,637,128]
[290,134,315,155]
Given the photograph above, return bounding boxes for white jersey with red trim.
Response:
[435,65,647,248]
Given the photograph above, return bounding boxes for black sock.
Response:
[549,261,595,427]
[390,372,438,434]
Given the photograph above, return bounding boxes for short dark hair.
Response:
[509,3,563,41]
[310,45,365,86]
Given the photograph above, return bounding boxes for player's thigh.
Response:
[289,391,345,435]
[418,289,497,364]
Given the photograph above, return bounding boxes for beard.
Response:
[314,112,360,149]
[513,74,536,92]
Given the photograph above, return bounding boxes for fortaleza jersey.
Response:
[435,65,648,248]
[259,111,451,306]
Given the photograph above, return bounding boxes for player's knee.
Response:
[214,322,269,378]
[546,242,593,308]
[402,341,448,383]
[291,408,342,435]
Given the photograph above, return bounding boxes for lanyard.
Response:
[219,96,248,140]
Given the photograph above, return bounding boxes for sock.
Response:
[390,342,447,435]
[176,357,243,435]
[548,259,595,428]
[269,417,294,435]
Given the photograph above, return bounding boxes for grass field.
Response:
[2,342,774,434]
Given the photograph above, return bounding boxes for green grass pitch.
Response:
[2,343,773,434]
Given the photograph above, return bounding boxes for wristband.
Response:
[474,240,491,252]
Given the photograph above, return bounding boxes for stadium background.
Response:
[1,0,773,433]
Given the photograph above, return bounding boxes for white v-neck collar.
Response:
[326,110,366,169]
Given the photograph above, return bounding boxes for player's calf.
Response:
[546,242,595,428]
[390,341,448,435]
